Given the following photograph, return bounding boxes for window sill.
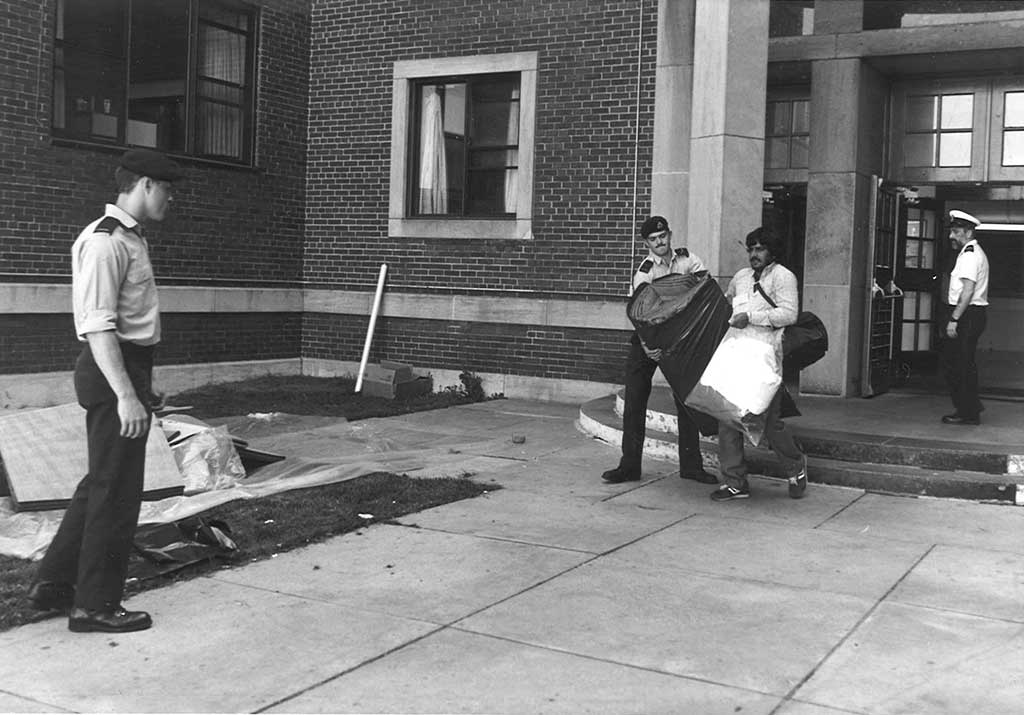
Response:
[389,217,532,240]
[51,136,260,173]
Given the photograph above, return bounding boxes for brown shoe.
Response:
[68,607,152,633]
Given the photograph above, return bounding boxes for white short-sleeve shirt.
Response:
[948,239,989,306]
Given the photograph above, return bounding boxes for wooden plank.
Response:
[0,403,183,512]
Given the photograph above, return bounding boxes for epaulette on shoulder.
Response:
[638,259,654,273]
[93,216,125,235]
[674,247,689,257]
[963,244,974,252]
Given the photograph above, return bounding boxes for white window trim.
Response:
[389,52,537,240]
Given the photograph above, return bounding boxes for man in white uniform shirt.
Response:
[601,215,717,485]
[941,209,989,426]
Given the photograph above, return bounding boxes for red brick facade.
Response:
[0,0,310,375]
[2,0,656,391]
[304,0,657,382]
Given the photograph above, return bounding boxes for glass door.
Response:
[895,196,946,375]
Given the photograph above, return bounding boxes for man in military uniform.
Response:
[941,209,989,426]
[601,215,717,485]
[28,148,183,633]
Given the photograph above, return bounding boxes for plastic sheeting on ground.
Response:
[0,413,505,561]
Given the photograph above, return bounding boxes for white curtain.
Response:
[198,25,245,158]
[504,87,520,213]
[418,88,448,214]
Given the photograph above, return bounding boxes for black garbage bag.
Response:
[129,517,238,581]
[627,272,733,409]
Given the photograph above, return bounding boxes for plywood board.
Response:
[0,403,183,512]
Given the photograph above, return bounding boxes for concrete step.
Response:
[578,390,1023,505]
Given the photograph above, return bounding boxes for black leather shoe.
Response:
[27,581,75,612]
[68,607,152,633]
[680,470,719,484]
[941,414,980,425]
[601,466,640,483]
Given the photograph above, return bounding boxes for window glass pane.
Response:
[901,323,916,351]
[904,239,920,268]
[906,95,937,132]
[938,131,971,166]
[416,85,454,215]
[198,78,243,104]
[128,0,188,151]
[919,291,932,317]
[469,77,519,147]
[196,100,241,158]
[766,137,790,168]
[58,0,126,141]
[201,1,251,31]
[917,323,932,351]
[920,240,935,269]
[940,94,973,130]
[442,83,465,135]
[792,100,809,134]
[902,292,920,321]
[790,134,809,168]
[1002,129,1024,166]
[199,24,246,86]
[904,133,936,167]
[469,148,518,169]
[466,169,511,214]
[1004,92,1024,127]
[766,101,791,136]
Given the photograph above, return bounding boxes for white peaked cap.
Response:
[949,209,981,227]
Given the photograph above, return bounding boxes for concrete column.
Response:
[812,0,862,34]
[686,0,770,279]
[651,0,696,236]
[801,57,888,396]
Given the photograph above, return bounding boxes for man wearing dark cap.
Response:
[601,215,718,485]
[28,148,183,633]
[941,209,989,425]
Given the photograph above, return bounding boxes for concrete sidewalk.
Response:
[1,398,1022,714]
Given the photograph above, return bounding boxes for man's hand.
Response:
[149,387,167,412]
[946,320,958,338]
[641,344,663,361]
[730,312,750,329]
[117,395,150,439]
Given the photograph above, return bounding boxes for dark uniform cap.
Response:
[119,148,184,182]
[640,215,669,238]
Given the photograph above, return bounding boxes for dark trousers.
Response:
[36,343,153,611]
[941,304,986,419]
[619,338,704,475]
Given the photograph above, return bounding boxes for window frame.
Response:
[389,52,538,240]
[52,0,258,166]
[763,86,810,185]
[891,79,988,183]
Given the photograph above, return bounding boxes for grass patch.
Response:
[171,372,497,421]
[0,472,494,632]
[0,374,500,633]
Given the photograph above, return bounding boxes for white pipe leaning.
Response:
[355,263,388,393]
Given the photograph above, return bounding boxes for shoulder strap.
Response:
[753,281,778,309]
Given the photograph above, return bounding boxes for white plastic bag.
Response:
[685,326,782,445]
[171,425,246,495]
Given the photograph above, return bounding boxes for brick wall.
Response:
[304,0,657,382]
[0,0,310,374]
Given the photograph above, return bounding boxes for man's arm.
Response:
[86,330,150,439]
[947,278,976,338]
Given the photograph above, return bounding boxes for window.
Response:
[390,53,537,240]
[53,0,257,164]
[769,0,814,37]
[412,74,520,217]
[765,99,809,170]
[903,93,973,168]
[1001,91,1024,166]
